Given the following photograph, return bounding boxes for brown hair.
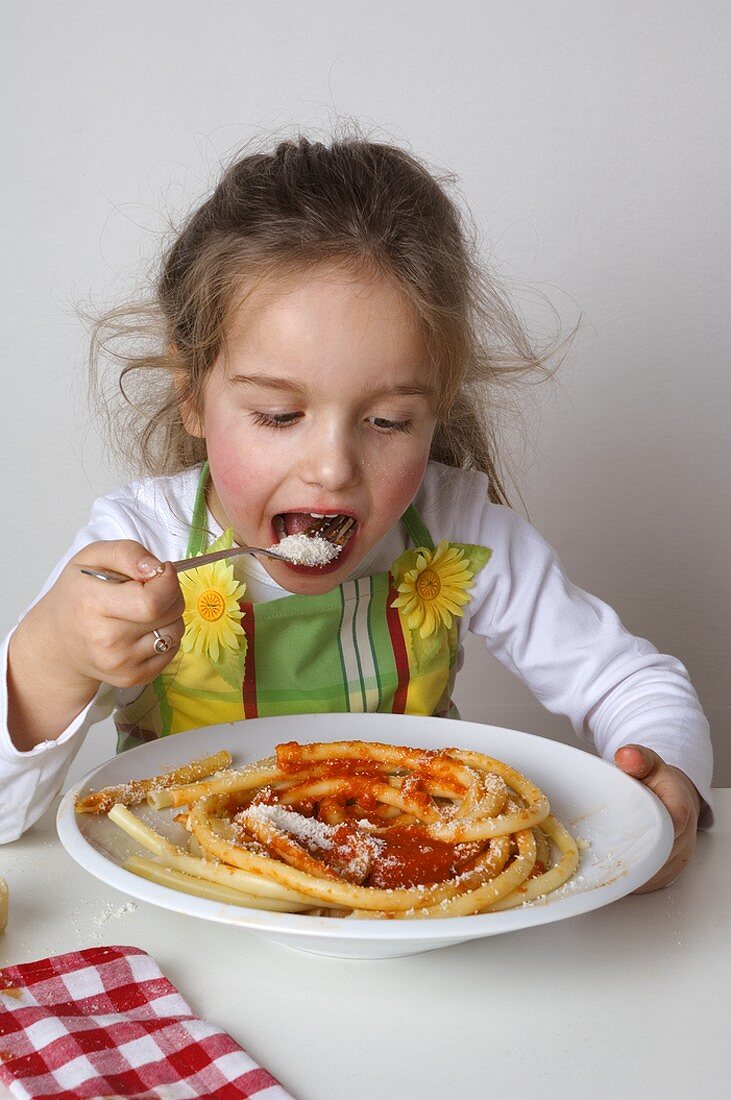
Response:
[89,134,564,505]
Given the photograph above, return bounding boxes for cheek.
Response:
[206,436,244,493]
[372,451,429,518]
[204,425,268,514]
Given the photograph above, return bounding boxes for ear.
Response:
[171,366,205,439]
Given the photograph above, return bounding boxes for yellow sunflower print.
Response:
[391,541,475,639]
[180,559,247,663]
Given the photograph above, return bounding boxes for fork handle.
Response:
[171,545,285,571]
[79,567,132,583]
[171,546,250,572]
[80,545,280,584]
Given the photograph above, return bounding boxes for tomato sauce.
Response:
[364,824,482,889]
[269,749,487,890]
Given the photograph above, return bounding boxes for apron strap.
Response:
[401,504,435,550]
[187,461,211,557]
[187,463,435,555]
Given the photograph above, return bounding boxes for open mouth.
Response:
[273,513,357,551]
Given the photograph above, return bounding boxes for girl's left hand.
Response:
[614,744,702,892]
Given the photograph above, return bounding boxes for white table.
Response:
[1,791,728,1100]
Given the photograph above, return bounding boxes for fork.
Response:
[80,544,291,584]
[303,514,355,546]
[80,515,356,584]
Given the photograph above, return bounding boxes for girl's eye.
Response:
[369,417,413,434]
[251,411,302,429]
[251,411,412,433]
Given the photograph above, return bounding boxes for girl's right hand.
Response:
[47,540,186,690]
[8,541,185,749]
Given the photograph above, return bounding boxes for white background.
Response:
[1,1,728,781]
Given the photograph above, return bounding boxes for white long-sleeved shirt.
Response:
[0,462,714,841]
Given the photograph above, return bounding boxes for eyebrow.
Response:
[229,372,435,399]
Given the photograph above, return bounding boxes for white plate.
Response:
[57,713,673,959]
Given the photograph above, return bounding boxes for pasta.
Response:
[74,751,232,814]
[75,740,580,918]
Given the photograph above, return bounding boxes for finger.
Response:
[134,616,185,663]
[92,615,185,689]
[125,562,186,624]
[614,743,664,781]
[633,828,697,893]
[644,767,699,839]
[72,584,184,679]
[624,766,700,894]
[76,540,165,583]
[85,562,184,627]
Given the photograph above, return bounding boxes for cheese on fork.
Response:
[267,534,341,566]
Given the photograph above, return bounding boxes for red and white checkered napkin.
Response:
[0,945,295,1099]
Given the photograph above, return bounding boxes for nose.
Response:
[300,421,361,492]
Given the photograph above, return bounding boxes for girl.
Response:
[1,137,711,887]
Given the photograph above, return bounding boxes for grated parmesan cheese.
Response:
[240,802,383,882]
[242,802,337,849]
[266,534,341,566]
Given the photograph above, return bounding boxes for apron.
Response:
[114,465,491,752]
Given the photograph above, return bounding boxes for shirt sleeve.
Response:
[0,487,182,844]
[460,502,714,824]
[0,629,116,842]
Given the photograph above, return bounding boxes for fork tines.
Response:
[305,514,356,546]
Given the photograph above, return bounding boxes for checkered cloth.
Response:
[0,945,295,1099]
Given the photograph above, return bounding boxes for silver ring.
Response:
[152,629,172,655]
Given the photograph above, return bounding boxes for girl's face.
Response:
[185,266,437,594]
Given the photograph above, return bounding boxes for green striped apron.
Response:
[114,466,490,751]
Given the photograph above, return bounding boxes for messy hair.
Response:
[89,133,565,505]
